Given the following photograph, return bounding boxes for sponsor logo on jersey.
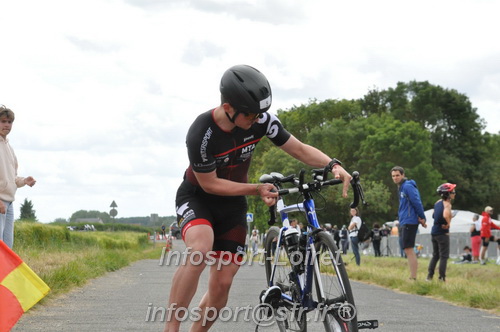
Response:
[200,127,213,162]
[243,135,255,142]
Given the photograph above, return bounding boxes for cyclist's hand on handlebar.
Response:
[257,183,278,206]
[331,165,352,198]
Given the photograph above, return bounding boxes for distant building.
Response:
[150,214,159,225]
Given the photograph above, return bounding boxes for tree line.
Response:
[247,81,499,231]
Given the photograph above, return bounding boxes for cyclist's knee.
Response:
[209,275,234,297]
[209,265,239,292]
[184,225,214,254]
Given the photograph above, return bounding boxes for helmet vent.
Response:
[233,72,245,82]
[248,90,258,102]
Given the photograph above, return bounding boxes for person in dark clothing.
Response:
[427,183,456,282]
[332,225,341,249]
[371,223,382,257]
[453,246,472,264]
[340,225,349,254]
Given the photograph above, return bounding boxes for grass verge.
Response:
[344,255,500,315]
[12,222,165,302]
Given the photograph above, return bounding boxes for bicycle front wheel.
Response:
[264,227,307,332]
[311,231,357,332]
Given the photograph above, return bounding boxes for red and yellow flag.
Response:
[0,240,50,332]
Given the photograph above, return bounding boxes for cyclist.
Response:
[165,64,351,332]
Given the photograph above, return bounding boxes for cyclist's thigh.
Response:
[211,195,248,255]
[176,181,215,244]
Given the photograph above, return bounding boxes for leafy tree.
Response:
[19,198,37,221]
[246,81,499,229]
[69,210,111,223]
[479,133,500,212]
[361,81,490,212]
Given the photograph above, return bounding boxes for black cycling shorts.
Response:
[175,180,247,258]
[400,224,418,249]
[481,235,497,247]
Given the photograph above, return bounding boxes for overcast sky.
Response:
[1,0,499,223]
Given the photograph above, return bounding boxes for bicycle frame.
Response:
[261,169,378,331]
[269,192,339,312]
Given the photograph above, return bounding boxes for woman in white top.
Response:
[348,208,362,266]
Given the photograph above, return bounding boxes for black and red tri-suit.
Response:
[175,109,291,261]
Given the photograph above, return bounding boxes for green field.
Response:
[11,222,499,316]
[12,222,164,300]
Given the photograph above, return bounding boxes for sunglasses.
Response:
[450,191,456,194]
[241,112,262,120]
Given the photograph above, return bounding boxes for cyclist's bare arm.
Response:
[279,135,351,197]
[194,170,278,205]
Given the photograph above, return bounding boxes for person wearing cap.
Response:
[426,183,456,282]
[164,65,352,332]
[479,206,500,265]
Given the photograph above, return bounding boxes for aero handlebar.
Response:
[260,168,367,225]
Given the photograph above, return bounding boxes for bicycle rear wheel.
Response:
[311,231,357,332]
[264,226,307,332]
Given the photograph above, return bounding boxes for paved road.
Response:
[13,239,500,331]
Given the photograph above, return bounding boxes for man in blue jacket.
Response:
[391,166,427,280]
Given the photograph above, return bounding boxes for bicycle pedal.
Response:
[357,320,379,329]
[260,286,282,307]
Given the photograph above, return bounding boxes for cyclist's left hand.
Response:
[331,165,352,198]
[258,183,278,206]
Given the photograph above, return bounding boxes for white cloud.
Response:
[1,0,499,222]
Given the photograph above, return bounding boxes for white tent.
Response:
[420,209,500,234]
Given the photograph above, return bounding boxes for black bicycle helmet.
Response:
[220,65,272,115]
[437,183,456,198]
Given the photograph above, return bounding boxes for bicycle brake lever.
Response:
[350,171,360,208]
[322,165,330,181]
[299,169,305,186]
[268,204,277,226]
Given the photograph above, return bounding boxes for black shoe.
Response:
[260,286,282,307]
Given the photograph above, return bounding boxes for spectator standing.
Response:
[0,105,36,249]
[340,225,349,254]
[380,224,390,256]
[332,225,341,249]
[479,206,500,265]
[391,166,427,280]
[371,223,382,257]
[469,214,481,263]
[348,207,362,266]
[250,229,259,256]
[427,183,456,282]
